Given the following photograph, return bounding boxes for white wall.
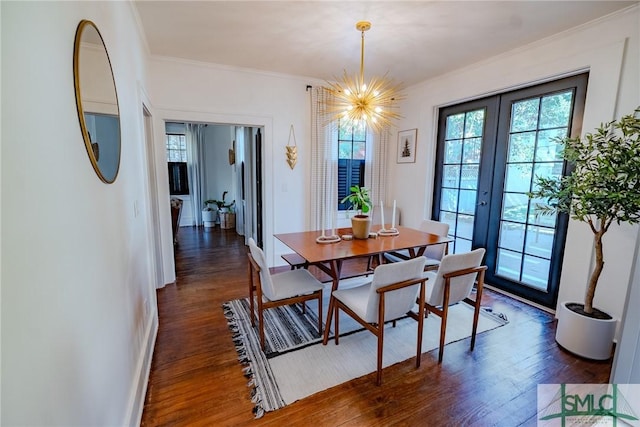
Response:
[611,226,640,383]
[390,6,639,335]
[1,2,157,425]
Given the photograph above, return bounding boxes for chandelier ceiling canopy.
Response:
[325,21,403,132]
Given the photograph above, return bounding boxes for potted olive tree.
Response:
[341,185,372,239]
[529,107,640,359]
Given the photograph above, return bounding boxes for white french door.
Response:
[433,73,588,307]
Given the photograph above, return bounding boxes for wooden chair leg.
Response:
[317,293,323,337]
[334,300,340,345]
[416,283,425,368]
[248,265,256,327]
[376,325,384,386]
[438,306,448,363]
[470,272,485,351]
[438,279,451,363]
[258,304,265,350]
[376,293,387,386]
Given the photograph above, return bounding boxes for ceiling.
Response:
[134,1,636,87]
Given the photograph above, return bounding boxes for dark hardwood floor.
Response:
[141,226,612,426]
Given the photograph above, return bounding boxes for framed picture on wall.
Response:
[397,129,417,163]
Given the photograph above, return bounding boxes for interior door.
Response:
[255,128,263,248]
[434,73,588,308]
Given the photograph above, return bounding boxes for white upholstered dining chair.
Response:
[247,238,324,350]
[384,219,450,270]
[331,256,427,385]
[423,248,487,363]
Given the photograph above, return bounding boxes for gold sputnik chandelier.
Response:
[326,21,403,132]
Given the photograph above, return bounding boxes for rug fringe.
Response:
[221,302,266,419]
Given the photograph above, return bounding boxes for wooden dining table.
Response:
[274,225,453,344]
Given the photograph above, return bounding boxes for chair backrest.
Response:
[370,205,400,227]
[248,238,276,300]
[426,248,485,307]
[420,219,450,261]
[364,256,426,322]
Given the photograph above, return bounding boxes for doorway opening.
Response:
[164,121,264,247]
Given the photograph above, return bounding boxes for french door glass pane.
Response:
[439,108,485,253]
[444,139,463,162]
[522,255,550,290]
[443,165,460,187]
[460,165,479,189]
[495,90,573,288]
[497,249,521,280]
[457,214,475,239]
[499,222,525,252]
[441,189,459,211]
[525,225,554,258]
[505,164,533,193]
[446,114,465,139]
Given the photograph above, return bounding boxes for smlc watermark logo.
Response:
[538,384,640,426]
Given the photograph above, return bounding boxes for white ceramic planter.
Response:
[202,209,216,228]
[555,301,617,360]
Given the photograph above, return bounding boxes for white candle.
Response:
[380,200,385,228]
[391,200,396,229]
[320,196,325,237]
[331,207,336,236]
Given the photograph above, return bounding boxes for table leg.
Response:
[322,259,342,345]
[411,246,428,258]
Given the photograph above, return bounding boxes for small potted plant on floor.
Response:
[529,107,640,360]
[204,191,236,228]
[205,191,236,213]
[341,185,372,239]
[201,202,216,228]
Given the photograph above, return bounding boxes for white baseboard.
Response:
[123,310,158,426]
[484,284,556,315]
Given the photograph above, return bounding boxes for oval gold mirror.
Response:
[73,20,121,183]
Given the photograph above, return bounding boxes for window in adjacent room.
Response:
[166,125,189,195]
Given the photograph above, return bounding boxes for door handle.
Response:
[478,201,487,206]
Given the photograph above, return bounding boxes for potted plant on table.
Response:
[341,185,372,239]
[529,107,640,360]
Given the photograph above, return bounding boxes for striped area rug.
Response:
[222,279,508,418]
